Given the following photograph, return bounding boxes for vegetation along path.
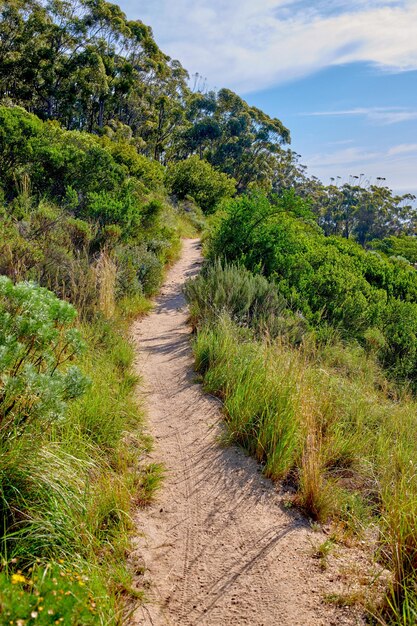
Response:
[128,239,364,626]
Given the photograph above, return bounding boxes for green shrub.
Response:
[207,191,316,280]
[184,260,305,340]
[0,106,43,198]
[381,299,417,383]
[0,277,88,442]
[105,139,165,189]
[165,155,236,214]
[207,192,417,386]
[86,191,138,229]
[115,245,163,297]
[370,235,417,265]
[0,107,164,226]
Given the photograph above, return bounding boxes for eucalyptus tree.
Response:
[0,0,189,157]
[315,182,417,243]
[180,88,290,192]
[269,147,417,243]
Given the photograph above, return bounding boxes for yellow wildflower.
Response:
[11,573,26,585]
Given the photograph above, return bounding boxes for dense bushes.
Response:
[370,235,417,265]
[165,155,236,214]
[0,106,163,224]
[206,193,417,386]
[0,106,185,320]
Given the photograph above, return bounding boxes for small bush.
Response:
[185,260,302,339]
[116,245,163,297]
[166,155,236,214]
[0,277,88,443]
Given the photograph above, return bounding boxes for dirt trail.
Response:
[128,239,364,626]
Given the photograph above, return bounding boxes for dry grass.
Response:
[94,251,117,319]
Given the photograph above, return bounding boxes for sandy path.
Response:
[128,239,363,626]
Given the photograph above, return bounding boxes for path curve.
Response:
[128,239,363,626]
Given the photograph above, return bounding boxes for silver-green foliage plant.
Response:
[184,260,306,342]
[0,276,88,441]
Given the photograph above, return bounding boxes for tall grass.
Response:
[196,321,303,478]
[94,251,117,319]
[187,262,417,623]
[0,311,156,622]
[0,282,169,626]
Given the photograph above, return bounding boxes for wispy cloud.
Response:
[119,0,417,92]
[388,143,417,155]
[305,107,417,125]
[304,143,417,192]
[327,139,355,146]
[308,147,381,167]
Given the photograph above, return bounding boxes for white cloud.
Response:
[326,139,355,147]
[305,107,417,125]
[388,143,417,155]
[118,0,417,93]
[304,143,417,194]
[308,147,381,167]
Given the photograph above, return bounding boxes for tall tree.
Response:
[0,0,189,158]
[180,88,290,191]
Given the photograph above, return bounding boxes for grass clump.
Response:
[193,318,303,480]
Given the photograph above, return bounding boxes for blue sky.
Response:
[117,0,417,195]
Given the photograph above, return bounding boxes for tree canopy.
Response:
[0,0,415,231]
